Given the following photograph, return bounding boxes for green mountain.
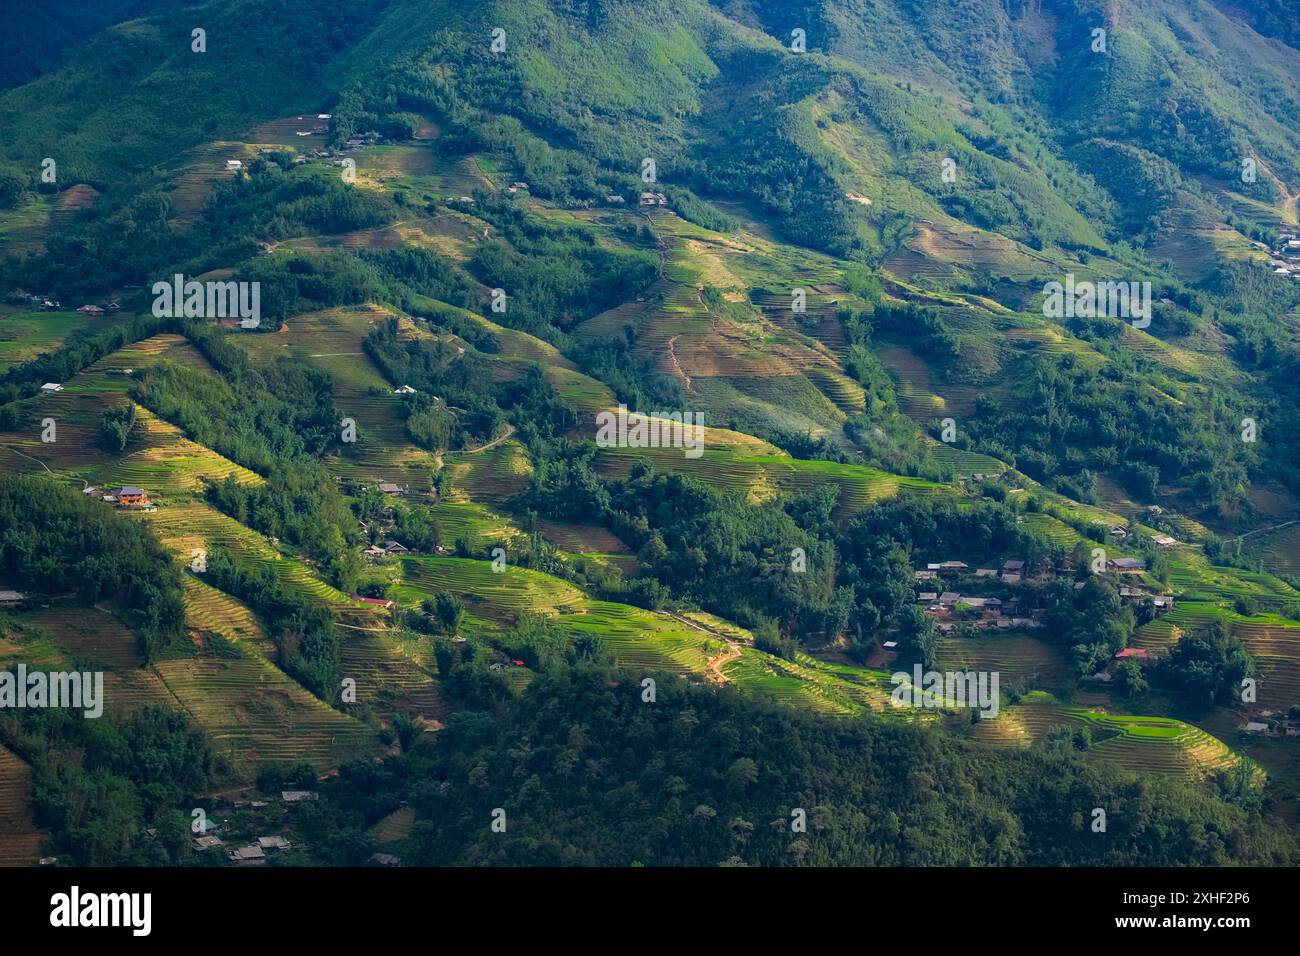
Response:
[1,0,1299,868]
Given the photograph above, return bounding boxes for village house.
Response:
[914,570,938,581]
[0,590,26,608]
[257,836,291,851]
[282,791,319,803]
[1107,557,1145,574]
[381,540,409,555]
[974,568,997,578]
[40,382,63,393]
[1003,560,1025,574]
[938,591,961,608]
[1001,572,1021,584]
[1109,525,1128,538]
[376,482,403,495]
[1115,647,1150,661]
[1151,534,1177,549]
[917,591,938,605]
[229,845,265,864]
[192,835,224,851]
[112,487,152,508]
[370,852,402,867]
[225,159,243,170]
[76,304,104,315]
[393,385,417,395]
[639,191,668,206]
[605,194,626,204]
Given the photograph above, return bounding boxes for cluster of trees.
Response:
[838,497,1048,660]
[869,303,961,362]
[97,402,136,452]
[465,199,657,343]
[524,450,1051,661]
[132,351,339,471]
[1042,576,1137,677]
[308,668,1296,866]
[205,471,361,594]
[964,357,1255,510]
[0,705,220,866]
[0,475,183,660]
[1155,620,1255,711]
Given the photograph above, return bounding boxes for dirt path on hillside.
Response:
[664,610,745,683]
[666,335,694,393]
[0,444,54,475]
[707,643,741,683]
[463,423,516,453]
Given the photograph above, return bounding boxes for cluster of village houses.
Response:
[184,789,402,866]
[5,290,122,313]
[1262,232,1300,279]
[911,549,1175,645]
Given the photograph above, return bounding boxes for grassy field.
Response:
[0,308,126,373]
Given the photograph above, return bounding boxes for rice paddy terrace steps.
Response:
[48,184,100,229]
[152,657,379,770]
[138,500,377,619]
[0,746,44,868]
[938,634,1070,689]
[166,141,249,226]
[96,405,263,499]
[22,605,142,671]
[230,306,442,491]
[335,628,446,722]
[594,445,946,519]
[978,693,1247,781]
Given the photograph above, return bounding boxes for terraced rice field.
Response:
[530,517,631,555]
[726,650,900,715]
[396,556,586,621]
[0,746,44,867]
[154,658,378,770]
[595,445,944,519]
[181,576,275,659]
[336,627,445,721]
[395,557,724,676]
[425,501,525,550]
[21,605,142,670]
[1017,512,1084,549]
[138,500,371,616]
[443,440,532,503]
[232,306,443,492]
[973,692,1244,780]
[0,193,53,257]
[559,602,725,674]
[166,141,250,224]
[938,635,1070,689]
[0,333,215,476]
[876,344,975,419]
[1242,522,1300,578]
[367,806,416,844]
[95,406,262,500]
